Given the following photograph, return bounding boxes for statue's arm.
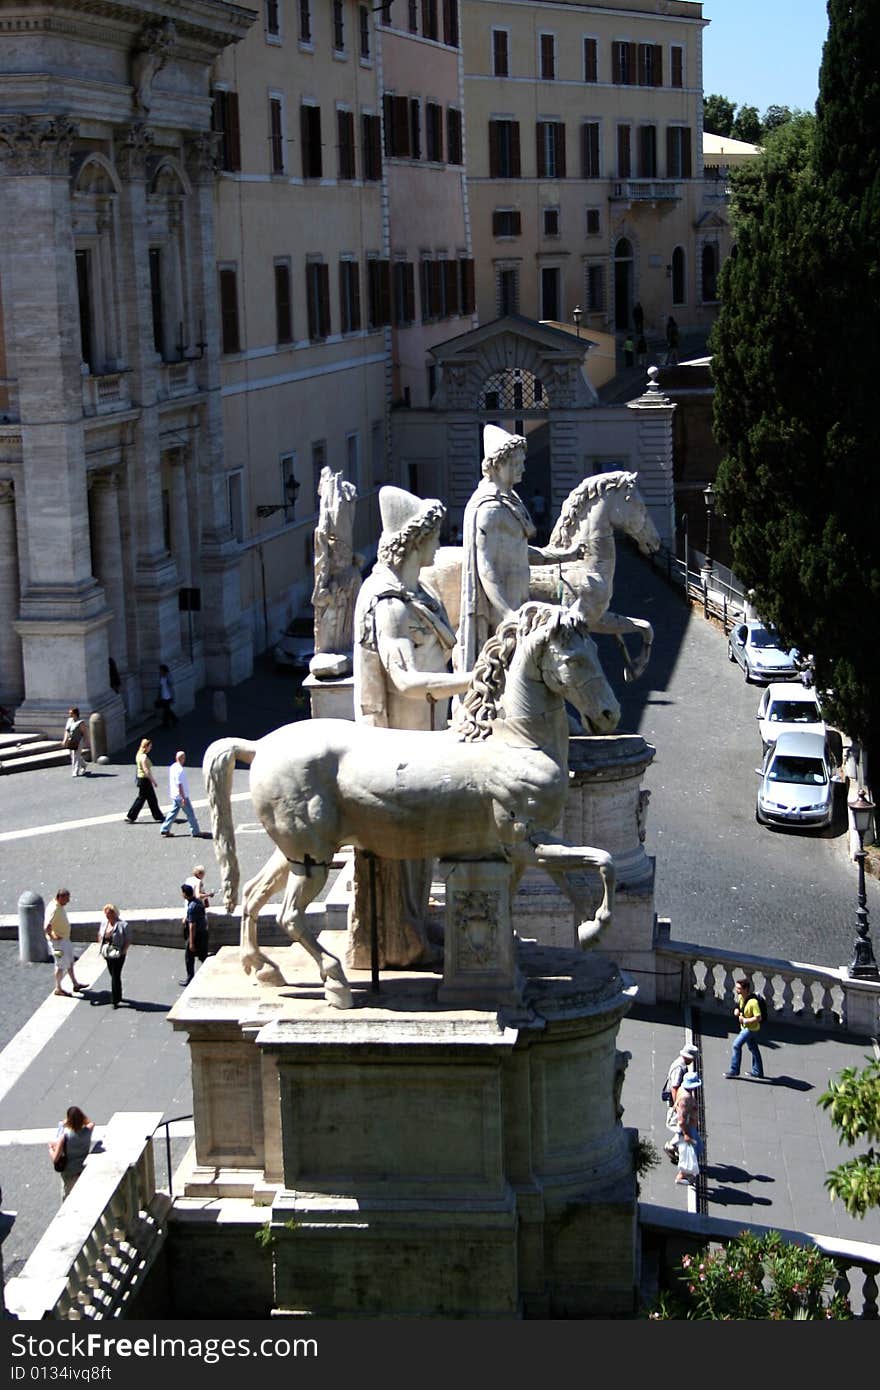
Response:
[530,541,587,566]
[376,600,471,700]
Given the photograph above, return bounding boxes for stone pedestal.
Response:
[512,734,658,1002]
[438,859,522,1008]
[303,672,354,721]
[167,941,639,1318]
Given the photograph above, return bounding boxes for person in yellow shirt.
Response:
[723,978,764,1079]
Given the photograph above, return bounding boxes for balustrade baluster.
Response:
[861,1264,878,1319]
[780,975,796,1020]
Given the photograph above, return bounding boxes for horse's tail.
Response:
[202,737,259,913]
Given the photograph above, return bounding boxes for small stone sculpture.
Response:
[309,466,362,680]
[131,18,176,114]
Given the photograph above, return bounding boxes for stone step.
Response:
[0,731,48,752]
[0,747,70,774]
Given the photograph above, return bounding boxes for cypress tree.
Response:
[712,1,880,772]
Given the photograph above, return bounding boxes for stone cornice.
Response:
[0,2,257,58]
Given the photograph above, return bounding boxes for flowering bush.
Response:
[649,1230,851,1320]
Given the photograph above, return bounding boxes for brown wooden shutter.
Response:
[442,0,458,47]
[275,263,292,343]
[666,127,676,177]
[447,107,462,164]
[554,122,566,178]
[612,43,622,83]
[379,259,391,325]
[226,91,241,171]
[444,260,459,315]
[653,44,663,86]
[682,127,692,177]
[319,264,331,338]
[383,94,394,156]
[219,268,239,353]
[492,210,503,237]
[405,263,415,321]
[488,120,500,177]
[584,37,597,82]
[460,258,475,315]
[618,125,631,179]
[628,42,637,83]
[370,114,382,176]
[410,99,421,159]
[536,123,546,177]
[671,47,683,88]
[430,260,443,314]
[510,121,520,177]
[306,265,318,339]
[393,96,410,156]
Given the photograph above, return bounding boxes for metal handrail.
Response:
[151,1112,194,1198]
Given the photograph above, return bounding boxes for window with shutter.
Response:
[362,114,381,179]
[442,0,458,47]
[265,0,280,40]
[269,97,284,174]
[537,122,563,178]
[393,261,411,326]
[493,29,509,77]
[410,100,421,159]
[421,0,438,41]
[460,258,475,315]
[497,266,519,316]
[540,34,555,81]
[212,90,241,172]
[444,259,459,315]
[541,267,560,321]
[582,122,600,178]
[332,0,345,51]
[359,6,370,59]
[586,208,600,236]
[612,41,636,85]
[583,37,598,82]
[299,0,312,44]
[554,122,566,178]
[666,126,691,178]
[489,120,520,178]
[339,261,361,333]
[617,125,631,179]
[367,259,391,328]
[275,261,292,343]
[219,267,240,354]
[670,45,683,89]
[420,260,432,320]
[492,208,521,237]
[447,107,463,164]
[337,110,356,179]
[408,0,418,33]
[585,262,604,312]
[638,125,657,178]
[426,103,443,162]
[543,207,560,237]
[300,104,322,178]
[638,43,662,86]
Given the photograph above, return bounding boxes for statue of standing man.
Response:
[458,425,584,670]
[348,487,471,969]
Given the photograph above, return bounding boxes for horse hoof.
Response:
[255,961,285,986]
[324,980,354,1009]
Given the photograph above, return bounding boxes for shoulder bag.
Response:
[52,1133,68,1173]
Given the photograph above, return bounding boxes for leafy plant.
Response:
[819,1058,880,1218]
[634,1137,661,1195]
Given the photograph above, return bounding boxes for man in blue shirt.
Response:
[181,882,209,984]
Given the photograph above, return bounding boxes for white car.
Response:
[755,730,835,830]
[756,683,825,753]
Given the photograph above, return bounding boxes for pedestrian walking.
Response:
[98,903,131,1009]
[673,1074,703,1187]
[63,706,88,778]
[665,315,679,365]
[623,334,634,368]
[636,334,648,367]
[181,882,209,984]
[662,1042,699,1161]
[632,301,644,336]
[184,864,213,907]
[160,750,202,838]
[155,663,177,728]
[724,978,765,1079]
[44,889,85,997]
[125,736,164,823]
[48,1105,94,1201]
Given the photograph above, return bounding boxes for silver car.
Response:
[756,683,825,753]
[727,621,799,684]
[755,730,834,830]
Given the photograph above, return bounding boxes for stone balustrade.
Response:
[4,1111,168,1321]
[160,359,196,398]
[655,920,880,1037]
[81,370,131,416]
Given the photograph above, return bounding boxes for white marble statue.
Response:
[348,487,471,969]
[203,599,621,1009]
[309,466,362,679]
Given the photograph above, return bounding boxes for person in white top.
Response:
[160,750,202,838]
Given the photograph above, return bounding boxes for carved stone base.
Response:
[302,672,354,721]
[437,859,522,1008]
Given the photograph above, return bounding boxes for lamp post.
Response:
[256,475,300,520]
[572,305,583,339]
[680,512,689,571]
[848,790,879,980]
[700,482,716,591]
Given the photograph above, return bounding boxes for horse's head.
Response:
[538,607,620,735]
[608,473,661,556]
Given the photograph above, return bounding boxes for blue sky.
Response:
[701,0,830,115]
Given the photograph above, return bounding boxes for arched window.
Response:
[672,245,685,306]
[148,161,191,362]
[72,157,123,374]
[701,242,719,302]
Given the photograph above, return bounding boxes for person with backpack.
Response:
[661,1042,699,1161]
[723,978,765,1079]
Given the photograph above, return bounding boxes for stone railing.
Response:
[610,179,682,202]
[640,1203,880,1318]
[82,370,131,417]
[4,1112,169,1321]
[160,359,196,398]
[655,922,880,1038]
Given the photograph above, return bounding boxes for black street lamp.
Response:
[848,789,879,980]
[703,482,716,572]
[256,474,300,520]
[572,305,583,339]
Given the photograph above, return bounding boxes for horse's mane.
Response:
[550,471,637,549]
[452,602,568,743]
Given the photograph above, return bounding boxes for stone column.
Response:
[626,367,676,549]
[0,480,24,705]
[88,470,129,675]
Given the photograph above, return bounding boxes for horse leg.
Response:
[278,863,354,1010]
[616,619,653,682]
[240,847,290,985]
[526,833,615,950]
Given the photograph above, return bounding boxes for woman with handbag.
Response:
[48,1105,94,1200]
[98,903,131,1009]
[63,706,88,778]
[125,737,163,823]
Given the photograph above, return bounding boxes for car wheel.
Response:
[727,641,735,663]
[755,805,765,825]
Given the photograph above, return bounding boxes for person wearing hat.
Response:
[349,487,472,970]
[662,1042,699,1160]
[458,425,585,671]
[674,1073,703,1187]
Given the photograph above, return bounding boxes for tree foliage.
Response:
[711,0,880,766]
[731,104,761,144]
[704,92,736,136]
[819,1058,880,1218]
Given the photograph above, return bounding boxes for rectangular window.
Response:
[299,0,312,44]
[585,262,604,312]
[442,0,458,48]
[670,45,684,89]
[638,124,657,178]
[617,124,632,179]
[333,0,345,51]
[666,125,692,178]
[421,0,438,41]
[612,40,636,85]
[366,257,391,327]
[540,33,556,81]
[489,118,521,178]
[536,121,565,179]
[583,37,598,82]
[493,29,509,77]
[492,208,521,237]
[265,0,280,40]
[337,109,356,179]
[392,260,416,326]
[75,248,95,370]
[586,208,601,236]
[497,266,519,316]
[410,99,421,159]
[274,260,293,343]
[362,113,382,179]
[447,107,463,165]
[339,260,361,334]
[426,102,444,162]
[377,0,391,23]
[300,103,322,178]
[541,267,560,322]
[269,96,285,174]
[149,247,164,356]
[582,121,600,178]
[408,0,418,33]
[384,93,412,157]
[419,259,434,321]
[227,471,244,542]
[306,262,331,340]
[359,6,370,59]
[543,207,560,237]
[280,453,297,518]
[638,43,663,87]
[444,258,459,316]
[218,266,240,354]
[459,257,475,315]
[212,90,241,172]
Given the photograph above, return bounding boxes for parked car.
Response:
[756,683,825,753]
[755,730,835,830]
[273,617,315,673]
[727,621,799,684]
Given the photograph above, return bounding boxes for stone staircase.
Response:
[0,730,69,775]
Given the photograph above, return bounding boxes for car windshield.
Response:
[750,627,781,649]
[768,756,827,786]
[767,702,821,723]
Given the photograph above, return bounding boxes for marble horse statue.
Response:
[203,600,621,1009]
[423,470,661,683]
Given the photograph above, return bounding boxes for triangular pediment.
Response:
[429,314,597,365]
[694,209,729,231]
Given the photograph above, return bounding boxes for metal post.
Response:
[850,832,879,979]
[18,890,48,963]
[88,710,107,763]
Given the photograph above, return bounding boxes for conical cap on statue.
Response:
[379,486,444,538]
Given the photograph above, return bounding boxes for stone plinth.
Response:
[167,941,638,1318]
[513,734,658,1002]
[302,672,354,721]
[438,859,522,1008]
